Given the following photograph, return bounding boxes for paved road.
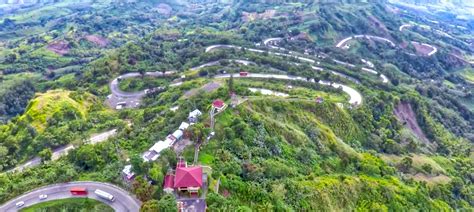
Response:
[0,181,141,212]
[215,73,362,105]
[110,71,175,98]
[261,37,390,84]
[190,59,255,71]
[8,129,117,173]
[411,41,438,56]
[336,35,396,48]
[107,71,175,109]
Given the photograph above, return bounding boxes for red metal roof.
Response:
[174,166,203,188]
[212,99,225,108]
[163,174,175,189]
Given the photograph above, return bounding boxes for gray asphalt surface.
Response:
[0,181,141,212]
[107,71,175,109]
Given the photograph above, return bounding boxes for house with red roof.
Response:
[162,158,204,195]
[212,99,226,110]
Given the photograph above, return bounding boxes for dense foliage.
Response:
[0,0,472,211]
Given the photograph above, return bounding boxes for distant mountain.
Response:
[395,0,473,6]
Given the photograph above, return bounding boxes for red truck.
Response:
[239,71,248,77]
[70,187,88,195]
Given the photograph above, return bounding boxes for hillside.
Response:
[19,90,95,132]
[0,1,472,211]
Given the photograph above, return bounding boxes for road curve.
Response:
[261,37,390,84]
[215,73,362,105]
[0,181,141,212]
[336,35,396,48]
[110,71,175,98]
[204,44,363,105]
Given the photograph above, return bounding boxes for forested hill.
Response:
[0,0,473,211]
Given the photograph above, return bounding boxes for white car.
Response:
[15,201,24,208]
[39,194,48,200]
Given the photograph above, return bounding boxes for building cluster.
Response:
[122,109,203,180]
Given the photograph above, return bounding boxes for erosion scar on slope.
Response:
[393,102,436,150]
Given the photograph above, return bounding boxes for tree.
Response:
[399,156,413,173]
[228,75,234,93]
[39,148,53,163]
[141,200,159,212]
[149,163,164,184]
[421,164,433,174]
[158,194,177,212]
[190,123,209,144]
[131,154,149,175]
[133,176,155,202]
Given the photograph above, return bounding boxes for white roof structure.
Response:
[179,122,190,130]
[188,109,202,118]
[172,130,183,141]
[122,165,135,180]
[170,106,179,112]
[143,139,174,162]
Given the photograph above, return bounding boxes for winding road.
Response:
[111,42,365,106]
[0,182,141,212]
[215,73,362,105]
[261,37,390,84]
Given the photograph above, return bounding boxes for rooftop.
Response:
[174,166,203,188]
[212,99,225,108]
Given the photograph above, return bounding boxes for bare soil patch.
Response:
[184,82,222,98]
[394,102,435,149]
[409,173,451,185]
[47,41,70,55]
[85,35,109,47]
[242,9,276,22]
[411,42,434,56]
[154,3,172,16]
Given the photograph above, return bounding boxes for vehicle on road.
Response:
[70,187,88,195]
[240,71,249,76]
[39,194,48,200]
[15,201,24,208]
[95,189,115,201]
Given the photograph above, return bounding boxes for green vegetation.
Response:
[0,0,473,211]
[459,68,474,83]
[20,198,114,212]
[20,90,95,132]
[119,77,169,92]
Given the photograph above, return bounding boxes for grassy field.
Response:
[458,67,474,83]
[0,73,42,95]
[20,198,114,212]
[19,90,97,132]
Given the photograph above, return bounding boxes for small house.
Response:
[188,109,202,123]
[142,139,173,162]
[122,165,135,180]
[179,122,190,130]
[212,99,225,110]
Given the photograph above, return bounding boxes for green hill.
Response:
[20,90,96,132]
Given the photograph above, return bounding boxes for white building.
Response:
[188,109,202,123]
[179,122,190,130]
[122,165,135,180]
[142,139,174,162]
